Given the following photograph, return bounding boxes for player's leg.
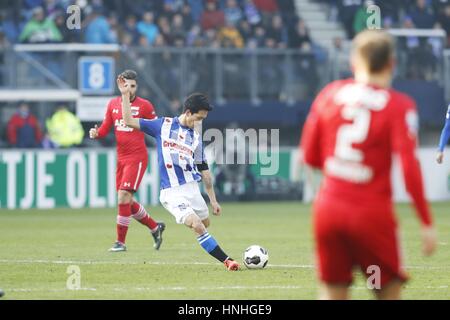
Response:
[189,182,211,229]
[184,213,239,271]
[131,200,165,250]
[109,189,133,252]
[127,159,158,229]
[319,283,350,300]
[313,200,353,299]
[374,279,402,300]
[122,159,166,250]
[354,218,408,300]
[201,218,210,228]
[160,184,239,271]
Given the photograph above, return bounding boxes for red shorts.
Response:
[116,158,148,192]
[313,196,408,288]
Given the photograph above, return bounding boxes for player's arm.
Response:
[300,95,323,169]
[118,76,140,130]
[90,100,113,139]
[200,168,221,216]
[436,107,450,164]
[392,101,436,256]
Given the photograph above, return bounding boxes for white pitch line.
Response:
[0,259,448,270]
[5,288,97,292]
[3,285,448,294]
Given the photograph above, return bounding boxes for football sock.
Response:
[131,201,158,231]
[117,203,131,244]
[197,232,229,263]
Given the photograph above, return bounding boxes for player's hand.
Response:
[117,76,130,96]
[436,152,444,164]
[89,124,98,139]
[211,201,221,216]
[421,225,437,256]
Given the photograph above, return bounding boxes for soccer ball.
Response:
[243,245,269,269]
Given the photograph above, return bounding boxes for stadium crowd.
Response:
[0,0,448,148]
[0,0,312,50]
[318,0,449,42]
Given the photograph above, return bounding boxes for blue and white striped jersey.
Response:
[139,117,205,189]
[438,104,450,152]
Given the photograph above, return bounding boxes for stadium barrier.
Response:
[1,147,449,209]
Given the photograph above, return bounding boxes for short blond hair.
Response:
[352,30,394,73]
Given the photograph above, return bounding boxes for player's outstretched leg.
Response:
[185,214,239,271]
[131,201,165,250]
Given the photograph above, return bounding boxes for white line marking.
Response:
[3,285,448,293]
[0,259,448,270]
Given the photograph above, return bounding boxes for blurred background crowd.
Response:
[0,0,449,150]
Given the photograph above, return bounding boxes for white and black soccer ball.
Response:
[243,245,269,269]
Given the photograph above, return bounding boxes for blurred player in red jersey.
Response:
[89,70,165,252]
[300,30,437,299]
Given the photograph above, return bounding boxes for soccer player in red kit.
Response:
[300,30,437,299]
[89,70,165,252]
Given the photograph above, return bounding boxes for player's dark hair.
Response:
[183,93,213,114]
[120,69,138,81]
[352,30,394,73]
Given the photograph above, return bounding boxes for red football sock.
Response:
[116,203,131,244]
[131,201,158,230]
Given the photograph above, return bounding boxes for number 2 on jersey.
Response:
[335,105,371,163]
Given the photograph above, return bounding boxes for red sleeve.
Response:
[391,95,432,226]
[7,115,18,145]
[299,84,333,168]
[97,99,113,139]
[142,100,157,120]
[300,103,322,168]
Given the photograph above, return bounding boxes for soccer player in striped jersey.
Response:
[436,104,450,164]
[118,76,240,271]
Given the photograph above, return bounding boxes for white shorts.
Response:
[159,181,209,224]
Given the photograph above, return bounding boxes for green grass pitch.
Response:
[0,202,449,300]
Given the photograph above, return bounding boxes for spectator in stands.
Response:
[203,28,221,48]
[186,24,203,46]
[410,0,436,29]
[123,14,140,46]
[338,0,362,39]
[187,0,204,22]
[253,0,278,25]
[137,11,160,46]
[1,9,24,44]
[243,0,262,25]
[201,0,225,31]
[288,19,312,50]
[266,14,287,48]
[224,0,244,26]
[157,15,173,45]
[19,6,62,43]
[84,5,117,44]
[218,20,244,48]
[237,19,253,44]
[252,24,267,47]
[172,13,187,40]
[7,102,43,148]
[181,3,194,30]
[46,105,84,148]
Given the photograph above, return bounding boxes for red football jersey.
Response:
[301,79,432,226]
[97,96,157,160]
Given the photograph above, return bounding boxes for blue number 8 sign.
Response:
[79,56,115,94]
